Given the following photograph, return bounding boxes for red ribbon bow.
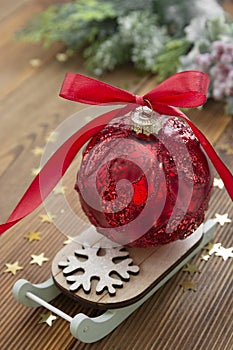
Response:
[60,70,209,116]
[0,71,232,235]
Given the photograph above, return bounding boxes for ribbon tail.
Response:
[0,107,123,235]
[179,112,233,200]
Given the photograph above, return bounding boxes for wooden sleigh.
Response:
[13,219,216,344]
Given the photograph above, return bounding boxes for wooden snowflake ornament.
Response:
[58,245,140,295]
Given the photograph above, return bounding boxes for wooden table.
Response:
[1,1,232,349]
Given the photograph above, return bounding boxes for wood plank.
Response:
[0,0,31,21]
[0,0,65,99]
[0,0,67,48]
[223,0,233,14]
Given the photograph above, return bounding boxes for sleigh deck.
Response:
[52,223,206,309]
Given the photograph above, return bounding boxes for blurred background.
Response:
[9,0,233,113]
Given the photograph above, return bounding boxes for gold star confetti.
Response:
[180,280,197,292]
[53,184,67,195]
[215,246,233,261]
[46,131,59,143]
[182,263,201,276]
[39,213,56,224]
[29,58,42,68]
[3,261,23,275]
[24,231,41,242]
[213,178,224,189]
[63,236,75,245]
[31,147,44,156]
[31,167,41,176]
[200,254,210,262]
[56,52,68,62]
[214,213,232,226]
[30,253,49,266]
[39,312,57,326]
[204,242,222,255]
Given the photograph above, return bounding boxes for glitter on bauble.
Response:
[75,106,213,247]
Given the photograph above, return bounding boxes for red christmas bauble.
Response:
[75,108,213,247]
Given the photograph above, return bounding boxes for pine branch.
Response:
[15,0,117,49]
[153,39,190,82]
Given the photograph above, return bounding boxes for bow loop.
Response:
[144,71,209,108]
[60,72,136,105]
